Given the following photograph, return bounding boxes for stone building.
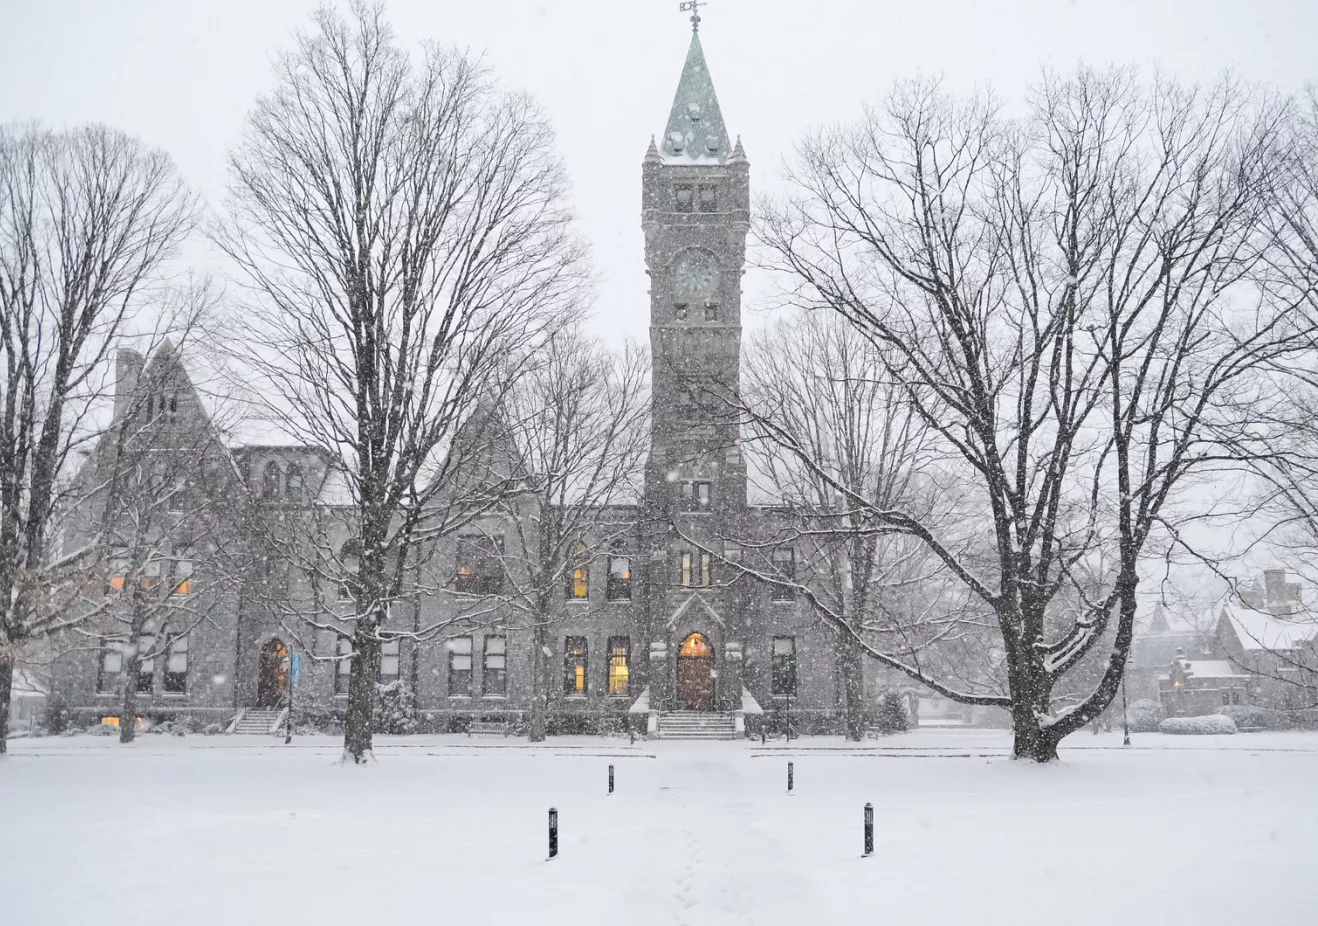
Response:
[52,27,865,738]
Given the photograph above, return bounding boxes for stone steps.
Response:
[233,710,282,735]
[657,711,737,740]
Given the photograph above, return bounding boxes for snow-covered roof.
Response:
[659,32,731,164]
[1221,604,1318,653]
[1176,659,1248,679]
[227,416,308,449]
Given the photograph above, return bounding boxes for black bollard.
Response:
[608,764,615,794]
[787,761,794,793]
[548,807,558,859]
[863,802,874,857]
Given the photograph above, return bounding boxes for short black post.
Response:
[608,764,615,794]
[548,807,558,859]
[787,761,794,793]
[863,803,874,857]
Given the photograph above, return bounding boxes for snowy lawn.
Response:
[3,729,1316,926]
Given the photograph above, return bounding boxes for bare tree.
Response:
[0,123,196,754]
[739,312,970,739]
[216,2,587,762]
[758,69,1311,760]
[459,333,648,741]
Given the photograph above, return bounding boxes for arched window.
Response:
[285,462,304,501]
[261,461,281,500]
[565,540,589,599]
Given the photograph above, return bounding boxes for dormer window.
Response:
[675,185,694,213]
[699,185,718,212]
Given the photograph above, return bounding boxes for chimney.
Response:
[1264,569,1294,615]
[114,349,145,420]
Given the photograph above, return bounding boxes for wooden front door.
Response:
[256,639,289,707]
[676,633,715,711]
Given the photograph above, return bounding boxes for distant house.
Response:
[1216,604,1318,710]
[1129,604,1215,702]
[7,668,47,734]
[1158,651,1250,716]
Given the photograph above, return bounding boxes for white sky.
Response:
[2,0,1315,344]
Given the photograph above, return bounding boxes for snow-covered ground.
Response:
[3,729,1316,925]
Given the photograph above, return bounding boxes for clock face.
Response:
[672,251,719,298]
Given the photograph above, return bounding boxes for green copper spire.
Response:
[660,32,730,163]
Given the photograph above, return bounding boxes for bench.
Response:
[468,721,510,737]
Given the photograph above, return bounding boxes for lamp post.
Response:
[1120,674,1130,747]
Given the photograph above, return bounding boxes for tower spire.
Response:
[659,25,730,162]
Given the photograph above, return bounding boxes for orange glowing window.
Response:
[110,576,125,590]
[679,633,712,658]
[176,579,192,596]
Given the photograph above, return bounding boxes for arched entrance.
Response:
[676,632,715,711]
[256,639,289,707]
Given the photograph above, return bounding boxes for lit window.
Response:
[564,636,588,696]
[674,303,688,321]
[334,636,353,695]
[566,540,589,600]
[98,648,122,693]
[174,547,194,596]
[164,636,188,693]
[137,635,156,694]
[608,636,630,697]
[607,555,632,601]
[698,185,718,212]
[456,535,504,595]
[771,547,795,601]
[679,551,692,587]
[379,638,400,682]
[109,548,128,590]
[449,636,473,697]
[143,559,162,589]
[483,635,507,697]
[771,637,797,696]
[675,185,694,213]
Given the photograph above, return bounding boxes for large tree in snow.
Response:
[758,69,1313,760]
[0,124,195,754]
[217,2,587,762]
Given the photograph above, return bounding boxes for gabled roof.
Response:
[660,32,731,164]
[1220,604,1318,653]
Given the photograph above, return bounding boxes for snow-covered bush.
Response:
[373,680,417,735]
[1126,699,1165,733]
[1219,705,1269,730]
[1159,714,1237,735]
[874,689,909,734]
[202,723,224,736]
[88,722,116,736]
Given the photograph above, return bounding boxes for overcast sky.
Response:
[3,0,1315,344]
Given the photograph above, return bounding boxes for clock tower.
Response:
[639,22,751,717]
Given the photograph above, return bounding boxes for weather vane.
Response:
[679,0,705,33]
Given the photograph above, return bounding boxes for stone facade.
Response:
[52,30,859,736]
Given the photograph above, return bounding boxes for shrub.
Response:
[202,723,224,736]
[41,693,70,735]
[874,689,909,734]
[1159,714,1237,735]
[373,680,417,735]
[1219,705,1270,730]
[1126,699,1165,733]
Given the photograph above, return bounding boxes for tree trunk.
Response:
[343,618,382,763]
[0,653,13,755]
[839,633,866,742]
[119,656,141,744]
[528,620,547,742]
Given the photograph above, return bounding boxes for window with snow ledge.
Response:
[698,185,718,212]
[449,636,473,697]
[674,185,694,213]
